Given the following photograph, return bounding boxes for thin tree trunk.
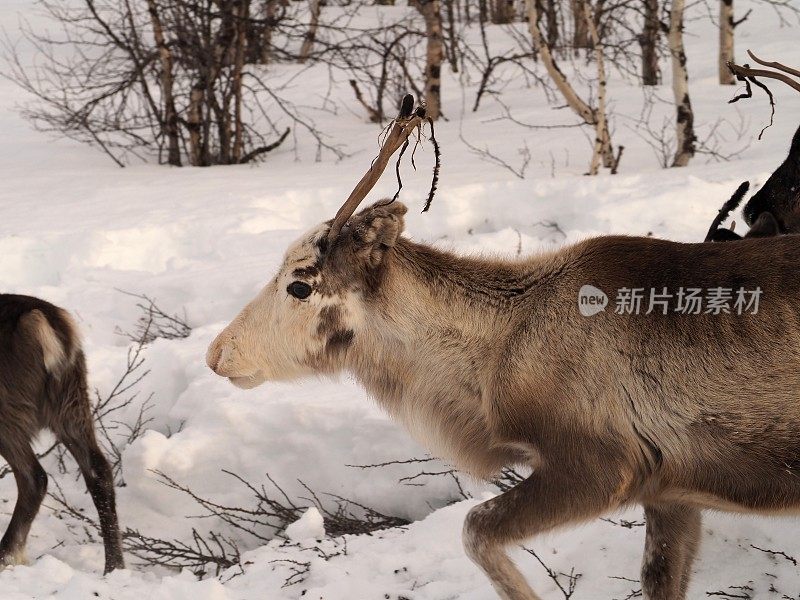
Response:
[489,0,514,23]
[443,0,459,73]
[478,0,488,23]
[668,0,695,167]
[526,0,593,123]
[232,0,249,163]
[570,0,590,52]
[209,0,237,164]
[584,1,613,173]
[526,0,614,174]
[412,0,444,120]
[146,0,181,166]
[719,0,735,84]
[545,0,559,49]
[639,0,660,85]
[298,0,321,63]
[188,84,204,166]
[259,0,283,64]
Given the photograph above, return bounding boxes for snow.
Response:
[1,0,800,598]
[285,508,326,542]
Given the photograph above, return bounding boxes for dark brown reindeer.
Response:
[207,98,800,600]
[0,294,124,573]
[742,123,800,233]
[706,123,800,242]
[709,52,800,241]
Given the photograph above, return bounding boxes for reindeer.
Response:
[0,294,124,573]
[742,123,800,233]
[207,98,800,600]
[706,123,800,241]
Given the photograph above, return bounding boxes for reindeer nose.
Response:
[206,339,225,374]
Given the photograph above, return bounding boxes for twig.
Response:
[523,547,581,599]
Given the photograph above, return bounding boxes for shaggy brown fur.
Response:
[208,201,800,600]
[0,295,124,573]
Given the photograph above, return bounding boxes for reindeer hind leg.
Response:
[0,437,47,568]
[50,359,124,574]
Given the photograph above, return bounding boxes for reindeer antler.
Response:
[726,50,800,139]
[728,51,800,94]
[327,94,427,242]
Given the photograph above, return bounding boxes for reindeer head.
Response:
[205,201,407,388]
[706,125,800,243]
[742,124,800,234]
[207,95,427,389]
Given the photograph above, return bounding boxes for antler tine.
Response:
[747,50,800,79]
[327,94,425,243]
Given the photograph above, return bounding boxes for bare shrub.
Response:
[3,0,339,166]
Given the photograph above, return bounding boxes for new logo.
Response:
[578,285,608,317]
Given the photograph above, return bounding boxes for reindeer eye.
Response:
[287,281,312,300]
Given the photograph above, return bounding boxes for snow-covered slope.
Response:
[1,0,799,597]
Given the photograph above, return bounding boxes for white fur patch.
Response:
[58,309,81,365]
[27,310,67,374]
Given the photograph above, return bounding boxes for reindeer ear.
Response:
[349,201,408,267]
[745,211,781,238]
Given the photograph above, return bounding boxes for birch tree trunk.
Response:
[584,1,614,173]
[526,0,593,124]
[525,0,614,174]
[146,0,181,166]
[639,0,660,85]
[668,0,695,167]
[412,0,443,120]
[719,0,735,84]
[298,0,321,63]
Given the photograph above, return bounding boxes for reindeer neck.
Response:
[344,238,552,476]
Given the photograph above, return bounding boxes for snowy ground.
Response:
[1,0,800,598]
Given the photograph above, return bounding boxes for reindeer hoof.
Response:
[0,548,29,569]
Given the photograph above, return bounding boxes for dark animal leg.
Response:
[0,440,47,567]
[641,503,701,600]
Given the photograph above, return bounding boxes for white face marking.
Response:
[206,222,363,387]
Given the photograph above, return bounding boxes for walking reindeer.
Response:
[207,97,800,600]
[0,295,124,573]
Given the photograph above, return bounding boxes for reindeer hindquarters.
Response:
[463,467,625,600]
[641,503,701,600]
[0,436,47,567]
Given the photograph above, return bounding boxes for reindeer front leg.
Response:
[463,466,624,600]
[641,503,701,600]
